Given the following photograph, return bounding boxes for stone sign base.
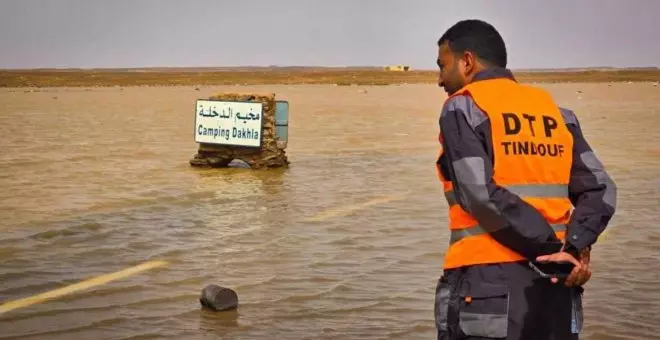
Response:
[189,93,289,170]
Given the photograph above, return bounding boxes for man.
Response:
[433,20,617,340]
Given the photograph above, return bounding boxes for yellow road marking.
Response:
[0,194,408,314]
[304,194,407,222]
[0,260,169,315]
[597,228,612,242]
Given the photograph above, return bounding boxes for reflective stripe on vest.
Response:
[444,183,568,207]
[450,223,567,245]
[438,77,574,269]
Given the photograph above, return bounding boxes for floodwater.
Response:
[0,82,659,339]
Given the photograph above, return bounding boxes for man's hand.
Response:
[535,247,592,286]
[565,247,592,287]
[535,251,581,284]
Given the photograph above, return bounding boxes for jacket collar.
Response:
[472,67,516,82]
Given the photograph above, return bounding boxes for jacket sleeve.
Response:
[439,95,564,260]
[560,108,617,252]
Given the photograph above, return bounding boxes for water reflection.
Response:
[197,308,241,337]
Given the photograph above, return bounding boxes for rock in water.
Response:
[200,284,238,311]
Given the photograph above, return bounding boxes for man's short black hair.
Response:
[438,19,507,68]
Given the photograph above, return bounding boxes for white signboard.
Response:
[194,99,263,147]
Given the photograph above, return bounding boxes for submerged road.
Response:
[1,83,659,339]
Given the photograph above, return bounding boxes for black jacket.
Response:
[437,67,617,258]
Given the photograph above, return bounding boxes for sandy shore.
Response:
[1,67,659,88]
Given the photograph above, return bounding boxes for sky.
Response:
[1,0,659,70]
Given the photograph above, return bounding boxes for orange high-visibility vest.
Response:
[437,77,574,269]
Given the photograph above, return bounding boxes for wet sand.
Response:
[0,82,659,339]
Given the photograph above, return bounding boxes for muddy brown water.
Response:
[0,83,659,339]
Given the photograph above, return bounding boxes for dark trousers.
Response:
[434,261,583,340]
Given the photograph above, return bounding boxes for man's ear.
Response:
[461,51,476,74]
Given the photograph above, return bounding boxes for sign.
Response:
[275,100,289,149]
[194,99,263,147]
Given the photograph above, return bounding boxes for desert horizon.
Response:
[2,66,660,88]
[3,65,659,72]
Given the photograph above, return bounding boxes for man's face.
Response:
[437,42,467,96]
